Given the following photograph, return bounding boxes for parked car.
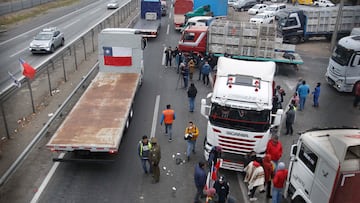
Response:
[313,0,335,7]
[263,3,286,17]
[29,27,64,54]
[107,0,119,9]
[233,0,257,12]
[248,4,267,15]
[249,13,274,24]
[161,0,167,16]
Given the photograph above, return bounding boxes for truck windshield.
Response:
[209,104,271,132]
[331,44,354,66]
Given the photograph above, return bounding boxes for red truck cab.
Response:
[174,0,194,30]
[178,26,207,55]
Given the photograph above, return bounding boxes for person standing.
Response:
[272,162,288,203]
[188,57,196,80]
[181,62,190,88]
[160,104,176,142]
[187,83,198,112]
[266,135,283,170]
[297,80,310,111]
[354,82,360,108]
[194,161,207,203]
[295,77,303,93]
[149,137,161,183]
[184,121,199,161]
[164,46,172,68]
[137,135,152,174]
[244,160,265,202]
[285,104,296,135]
[262,154,274,199]
[198,57,204,81]
[202,61,211,86]
[213,176,230,203]
[291,92,299,108]
[312,82,321,107]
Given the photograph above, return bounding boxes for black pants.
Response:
[266,180,272,197]
[354,95,360,107]
[166,57,171,66]
[250,186,258,198]
[202,74,209,85]
[194,186,204,202]
[286,121,293,135]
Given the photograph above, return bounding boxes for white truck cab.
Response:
[200,57,283,171]
[325,34,360,92]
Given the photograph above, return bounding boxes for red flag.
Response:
[19,58,36,79]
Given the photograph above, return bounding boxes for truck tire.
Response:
[291,196,306,203]
[289,36,300,44]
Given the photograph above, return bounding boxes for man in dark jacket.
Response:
[164,46,172,68]
[149,137,161,183]
[201,61,211,86]
[213,176,230,203]
[285,104,296,135]
[187,83,198,112]
[194,161,207,203]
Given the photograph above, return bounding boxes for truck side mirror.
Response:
[352,55,360,67]
[200,99,210,119]
[271,109,283,126]
[290,144,297,157]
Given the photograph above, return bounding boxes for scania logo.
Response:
[226,131,248,137]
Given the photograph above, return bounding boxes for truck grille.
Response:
[218,134,257,155]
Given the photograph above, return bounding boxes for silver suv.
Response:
[29,27,65,54]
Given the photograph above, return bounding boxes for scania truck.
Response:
[285,128,360,203]
[46,28,144,161]
[200,57,283,171]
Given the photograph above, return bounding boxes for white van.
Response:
[263,3,286,17]
[181,16,214,32]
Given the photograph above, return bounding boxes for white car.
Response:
[263,3,286,17]
[249,13,274,24]
[313,0,335,7]
[107,0,119,9]
[248,4,268,15]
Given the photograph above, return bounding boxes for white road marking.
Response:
[151,95,160,138]
[162,47,166,66]
[30,153,65,203]
[166,24,170,35]
[63,19,81,29]
[169,12,172,19]
[237,172,250,203]
[10,47,28,58]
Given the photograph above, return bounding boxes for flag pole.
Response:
[27,78,35,113]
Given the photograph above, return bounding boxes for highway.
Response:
[0,1,359,203]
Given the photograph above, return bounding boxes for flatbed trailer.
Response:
[133,18,161,38]
[47,72,139,154]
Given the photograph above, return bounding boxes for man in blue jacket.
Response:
[297,80,310,111]
[194,161,207,203]
[201,61,211,86]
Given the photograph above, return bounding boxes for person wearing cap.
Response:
[149,137,161,183]
[213,176,230,203]
[194,161,207,203]
[137,135,152,174]
[160,104,176,142]
[285,104,296,135]
[185,121,199,161]
[266,135,283,171]
[272,162,288,203]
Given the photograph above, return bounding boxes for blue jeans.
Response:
[140,158,151,173]
[189,97,195,112]
[187,140,196,157]
[299,96,307,110]
[165,124,173,139]
[313,96,319,107]
[272,187,283,203]
[183,76,189,88]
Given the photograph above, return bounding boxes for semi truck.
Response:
[200,57,283,171]
[277,6,360,44]
[46,28,144,161]
[133,0,161,38]
[284,128,360,203]
[325,33,360,92]
[193,0,227,17]
[174,0,194,30]
[178,19,304,65]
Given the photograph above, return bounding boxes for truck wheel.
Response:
[289,36,300,44]
[129,107,134,121]
[291,196,306,203]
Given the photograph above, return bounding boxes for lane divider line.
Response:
[151,95,160,138]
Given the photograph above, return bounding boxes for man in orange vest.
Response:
[160,104,176,142]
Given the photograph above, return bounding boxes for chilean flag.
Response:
[19,58,36,79]
[103,46,132,66]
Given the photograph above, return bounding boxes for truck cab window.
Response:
[286,18,297,27]
[299,144,318,173]
[184,33,195,41]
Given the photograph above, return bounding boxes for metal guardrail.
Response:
[0,62,99,187]
[0,0,138,188]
